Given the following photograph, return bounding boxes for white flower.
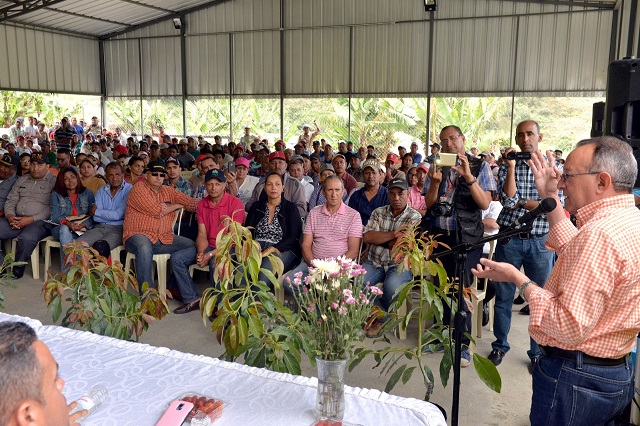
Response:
[312,258,341,276]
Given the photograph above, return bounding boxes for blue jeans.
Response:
[0,218,50,263]
[52,225,80,271]
[259,250,298,287]
[492,234,554,359]
[124,234,199,303]
[362,262,413,311]
[530,353,634,426]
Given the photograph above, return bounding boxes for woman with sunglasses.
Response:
[50,166,95,272]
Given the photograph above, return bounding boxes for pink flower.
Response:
[293,277,301,286]
[294,271,303,279]
[369,286,383,296]
[338,306,347,315]
[307,304,315,312]
[331,302,338,310]
[305,276,312,285]
[285,276,291,283]
[342,289,353,298]
[345,296,356,305]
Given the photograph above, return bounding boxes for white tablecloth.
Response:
[0,313,446,425]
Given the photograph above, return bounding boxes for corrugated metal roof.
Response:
[0,0,224,37]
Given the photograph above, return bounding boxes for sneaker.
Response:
[520,305,530,315]
[460,349,471,368]
[488,348,505,366]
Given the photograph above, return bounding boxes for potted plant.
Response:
[42,242,169,341]
[286,257,382,422]
[349,223,501,401]
[200,220,309,374]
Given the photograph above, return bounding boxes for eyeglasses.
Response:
[56,157,68,162]
[440,134,461,144]
[560,171,601,182]
[151,172,166,177]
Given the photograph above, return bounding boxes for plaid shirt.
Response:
[365,204,422,270]
[164,176,193,196]
[423,161,496,230]
[528,195,640,358]
[496,159,562,236]
[123,180,198,245]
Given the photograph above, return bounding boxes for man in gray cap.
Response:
[362,177,422,337]
[348,159,390,226]
[0,152,56,278]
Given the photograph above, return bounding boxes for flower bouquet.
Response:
[286,256,382,421]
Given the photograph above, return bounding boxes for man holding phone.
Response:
[422,125,496,367]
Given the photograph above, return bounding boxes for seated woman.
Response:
[245,172,302,280]
[124,155,145,184]
[399,152,414,175]
[78,158,106,195]
[50,166,95,271]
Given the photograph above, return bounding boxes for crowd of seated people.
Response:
[0,114,541,343]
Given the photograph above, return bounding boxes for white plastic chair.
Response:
[470,235,496,353]
[124,209,183,298]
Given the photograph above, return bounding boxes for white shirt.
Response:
[482,200,502,254]
[237,175,260,206]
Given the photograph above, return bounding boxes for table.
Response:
[0,313,446,426]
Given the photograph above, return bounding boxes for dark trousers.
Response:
[0,218,50,262]
[430,227,482,347]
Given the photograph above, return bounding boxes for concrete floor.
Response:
[1,257,533,426]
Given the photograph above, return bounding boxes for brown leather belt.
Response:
[540,346,628,366]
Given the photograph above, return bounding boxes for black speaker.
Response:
[591,102,605,137]
[604,58,640,188]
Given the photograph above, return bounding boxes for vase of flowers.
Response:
[286,256,382,421]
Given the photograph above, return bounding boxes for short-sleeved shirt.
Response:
[304,202,363,260]
[365,204,422,270]
[196,192,246,248]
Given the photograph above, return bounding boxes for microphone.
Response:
[509,198,557,229]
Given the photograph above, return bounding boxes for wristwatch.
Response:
[519,280,536,300]
[516,197,527,209]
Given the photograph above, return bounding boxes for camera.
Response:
[431,197,453,217]
[434,152,458,167]
[506,151,532,160]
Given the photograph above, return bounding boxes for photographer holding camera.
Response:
[488,120,559,369]
[423,125,496,366]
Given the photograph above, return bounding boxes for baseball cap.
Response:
[257,143,269,151]
[269,151,287,162]
[30,152,47,164]
[310,153,321,161]
[244,125,251,129]
[235,157,250,168]
[195,154,210,164]
[303,123,311,129]
[146,161,166,174]
[16,117,24,123]
[417,163,429,174]
[162,134,171,140]
[385,153,400,164]
[165,157,180,166]
[430,143,441,149]
[289,155,304,164]
[321,163,335,173]
[114,145,128,156]
[0,134,9,142]
[274,140,285,147]
[0,153,19,167]
[480,150,490,157]
[139,151,149,158]
[204,168,227,183]
[159,143,169,150]
[362,159,380,173]
[388,177,408,191]
[167,144,178,151]
[178,139,187,145]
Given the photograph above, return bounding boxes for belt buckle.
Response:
[518,232,530,240]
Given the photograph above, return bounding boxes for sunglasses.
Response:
[151,172,166,177]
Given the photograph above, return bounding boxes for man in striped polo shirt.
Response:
[284,175,363,293]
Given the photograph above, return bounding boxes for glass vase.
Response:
[315,357,347,421]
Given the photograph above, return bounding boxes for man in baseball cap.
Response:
[348,158,390,226]
[361,175,421,337]
[426,142,441,163]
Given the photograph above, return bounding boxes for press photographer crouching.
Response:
[421,125,496,367]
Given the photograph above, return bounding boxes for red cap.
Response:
[269,151,286,162]
[386,153,400,164]
[417,163,429,174]
[195,154,210,164]
[114,145,128,155]
[274,140,285,147]
[235,157,251,168]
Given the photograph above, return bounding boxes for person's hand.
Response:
[197,251,213,268]
[503,147,517,168]
[428,163,443,183]
[6,214,15,224]
[452,154,472,181]
[67,401,88,425]
[527,150,561,199]
[471,258,528,287]
[225,171,237,184]
[90,204,97,216]
[12,216,33,229]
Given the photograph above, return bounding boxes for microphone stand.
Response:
[429,222,535,426]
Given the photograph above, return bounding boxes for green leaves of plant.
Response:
[473,353,502,393]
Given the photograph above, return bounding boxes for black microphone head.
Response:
[540,198,557,213]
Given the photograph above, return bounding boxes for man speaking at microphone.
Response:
[473,137,640,425]
[488,120,557,369]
